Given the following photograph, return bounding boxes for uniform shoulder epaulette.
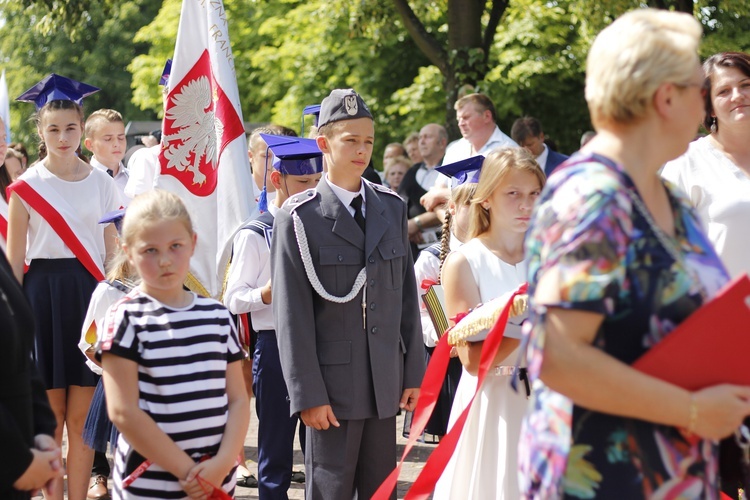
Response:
[281,188,318,213]
[368,180,401,198]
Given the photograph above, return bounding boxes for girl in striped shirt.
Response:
[98,190,249,499]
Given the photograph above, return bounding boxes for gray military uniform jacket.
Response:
[271,179,425,421]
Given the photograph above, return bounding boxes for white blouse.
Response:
[662,136,750,278]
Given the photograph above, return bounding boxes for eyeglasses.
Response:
[674,80,707,98]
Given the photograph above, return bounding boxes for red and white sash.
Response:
[7,171,105,281]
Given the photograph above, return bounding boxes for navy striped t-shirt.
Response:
[98,289,245,499]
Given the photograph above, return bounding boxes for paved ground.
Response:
[235,410,435,499]
[55,410,435,499]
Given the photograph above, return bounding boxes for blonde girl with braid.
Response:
[409,158,479,439]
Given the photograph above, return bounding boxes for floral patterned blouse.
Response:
[518,154,729,499]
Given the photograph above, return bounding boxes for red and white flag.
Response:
[158,0,255,298]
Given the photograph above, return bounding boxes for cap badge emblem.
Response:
[344,95,358,115]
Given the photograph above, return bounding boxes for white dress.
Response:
[434,238,529,500]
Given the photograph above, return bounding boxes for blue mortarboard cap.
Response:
[98,209,126,233]
[260,133,323,175]
[256,134,323,212]
[318,89,372,128]
[16,74,100,110]
[435,155,485,186]
[159,59,172,86]
[301,104,321,135]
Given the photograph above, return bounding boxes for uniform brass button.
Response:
[369,279,376,286]
[370,303,376,310]
[337,255,343,262]
[368,257,375,264]
[371,327,378,334]
[392,248,396,254]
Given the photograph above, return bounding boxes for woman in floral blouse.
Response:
[518,9,750,500]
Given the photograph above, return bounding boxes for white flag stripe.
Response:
[158,0,255,298]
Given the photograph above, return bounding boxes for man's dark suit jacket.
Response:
[544,149,569,177]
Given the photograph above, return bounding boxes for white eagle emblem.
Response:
[344,95,358,116]
[162,76,224,185]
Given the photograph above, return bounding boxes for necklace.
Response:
[46,158,82,181]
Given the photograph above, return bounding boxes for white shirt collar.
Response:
[91,157,127,177]
[267,202,279,217]
[536,144,549,170]
[324,175,366,216]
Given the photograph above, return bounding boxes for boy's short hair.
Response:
[316,120,349,139]
[85,109,124,138]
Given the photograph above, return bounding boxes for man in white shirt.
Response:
[422,93,518,210]
[442,93,517,165]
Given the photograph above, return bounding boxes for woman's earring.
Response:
[710,117,717,134]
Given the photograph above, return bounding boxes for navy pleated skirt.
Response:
[83,378,118,452]
[24,258,99,389]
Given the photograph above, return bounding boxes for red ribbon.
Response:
[449,310,469,324]
[196,475,232,500]
[0,214,7,242]
[420,278,438,290]
[372,282,528,500]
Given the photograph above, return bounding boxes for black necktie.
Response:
[106,169,114,177]
[350,195,366,233]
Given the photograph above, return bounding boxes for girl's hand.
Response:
[691,384,750,440]
[179,465,207,500]
[181,459,229,499]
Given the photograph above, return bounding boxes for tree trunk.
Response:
[443,71,460,141]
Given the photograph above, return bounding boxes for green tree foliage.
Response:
[0,0,160,157]
[12,0,750,158]
[12,0,118,40]
[130,0,431,167]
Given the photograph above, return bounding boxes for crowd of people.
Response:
[4,6,750,500]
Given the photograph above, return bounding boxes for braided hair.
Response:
[437,183,478,277]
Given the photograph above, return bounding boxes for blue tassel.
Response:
[258,187,268,213]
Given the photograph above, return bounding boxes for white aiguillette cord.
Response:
[292,212,368,328]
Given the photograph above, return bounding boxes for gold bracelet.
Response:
[687,394,698,435]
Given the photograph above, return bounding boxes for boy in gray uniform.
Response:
[271,89,425,500]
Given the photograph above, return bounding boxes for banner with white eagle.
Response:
[158,0,255,298]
